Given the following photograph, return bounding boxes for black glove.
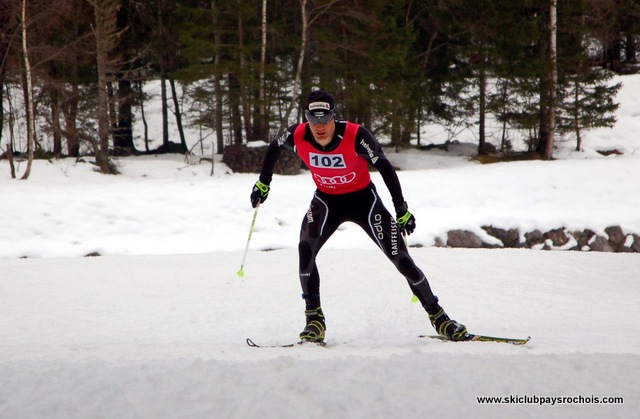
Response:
[395,201,416,235]
[250,180,270,208]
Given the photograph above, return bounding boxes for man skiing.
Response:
[250,89,467,343]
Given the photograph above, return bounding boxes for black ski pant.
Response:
[298,183,438,312]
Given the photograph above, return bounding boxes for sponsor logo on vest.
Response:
[313,172,357,186]
[359,139,379,164]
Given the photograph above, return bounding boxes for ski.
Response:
[419,334,531,346]
[246,338,326,348]
[246,334,530,348]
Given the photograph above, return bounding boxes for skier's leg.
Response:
[356,188,468,340]
[298,193,340,341]
[356,187,438,307]
[298,193,339,307]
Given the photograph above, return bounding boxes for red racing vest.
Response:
[293,122,371,194]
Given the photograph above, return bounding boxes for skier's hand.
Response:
[395,202,416,235]
[250,180,270,208]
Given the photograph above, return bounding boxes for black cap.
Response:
[305,90,335,124]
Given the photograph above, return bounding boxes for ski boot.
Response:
[300,307,326,343]
[427,303,468,341]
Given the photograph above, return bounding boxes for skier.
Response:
[249,89,467,343]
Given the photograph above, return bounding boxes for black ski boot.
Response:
[300,307,326,343]
[426,303,468,341]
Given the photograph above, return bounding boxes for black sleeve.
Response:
[354,126,406,210]
[258,125,297,185]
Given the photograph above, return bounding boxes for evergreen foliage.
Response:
[1,0,638,167]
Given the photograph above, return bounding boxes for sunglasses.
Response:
[305,109,335,125]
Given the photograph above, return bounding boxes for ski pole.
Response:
[237,203,260,277]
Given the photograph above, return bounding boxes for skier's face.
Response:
[308,117,335,146]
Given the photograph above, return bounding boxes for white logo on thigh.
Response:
[313,172,356,185]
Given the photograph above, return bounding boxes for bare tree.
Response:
[211,0,224,154]
[19,0,35,179]
[258,0,267,140]
[236,8,252,142]
[545,0,557,160]
[537,0,558,160]
[87,0,122,174]
[279,0,342,133]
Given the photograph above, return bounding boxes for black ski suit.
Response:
[258,120,438,310]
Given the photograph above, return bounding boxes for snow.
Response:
[2,75,640,418]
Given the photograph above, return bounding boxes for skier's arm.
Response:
[355,126,405,209]
[355,126,416,234]
[250,126,297,207]
[258,126,296,185]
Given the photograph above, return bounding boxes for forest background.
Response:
[1,0,640,177]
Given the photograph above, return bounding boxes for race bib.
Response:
[309,153,346,169]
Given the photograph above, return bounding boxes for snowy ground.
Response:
[1,248,638,418]
[2,150,640,259]
[1,74,640,418]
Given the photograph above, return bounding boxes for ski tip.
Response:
[246,338,296,348]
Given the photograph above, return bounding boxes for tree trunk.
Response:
[573,81,582,151]
[237,10,253,142]
[50,87,63,157]
[280,0,308,133]
[136,78,150,152]
[211,0,224,154]
[63,92,80,157]
[604,35,622,69]
[160,75,169,146]
[114,78,135,151]
[20,0,35,179]
[257,0,267,140]
[546,0,557,160]
[228,73,243,145]
[90,0,120,174]
[3,78,17,177]
[60,67,81,158]
[107,81,118,135]
[169,77,188,152]
[214,74,224,153]
[61,53,81,157]
[477,65,487,154]
[157,4,169,147]
[537,1,556,160]
[626,34,637,63]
